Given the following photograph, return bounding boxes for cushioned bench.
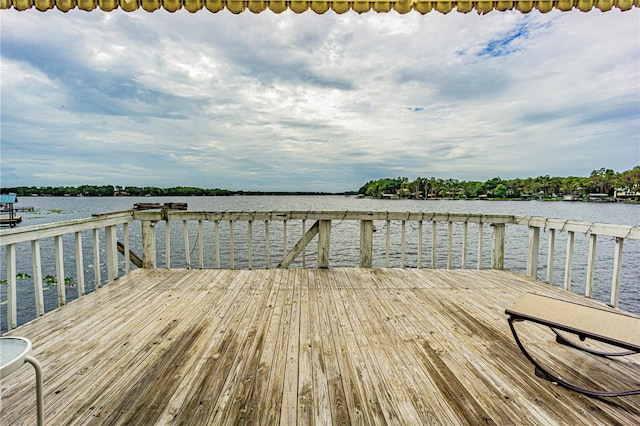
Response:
[506,293,640,397]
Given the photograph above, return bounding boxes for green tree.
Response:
[493,183,508,198]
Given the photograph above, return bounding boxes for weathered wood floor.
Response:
[2,268,639,425]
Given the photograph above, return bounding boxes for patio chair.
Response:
[505,293,640,397]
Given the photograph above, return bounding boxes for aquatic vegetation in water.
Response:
[0,273,73,286]
[43,274,74,286]
[0,273,31,284]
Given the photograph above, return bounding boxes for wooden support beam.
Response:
[117,242,143,268]
[278,221,319,269]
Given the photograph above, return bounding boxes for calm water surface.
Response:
[12,195,640,226]
[2,196,639,330]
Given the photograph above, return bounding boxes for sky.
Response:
[0,7,639,192]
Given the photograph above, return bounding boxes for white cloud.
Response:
[1,8,638,191]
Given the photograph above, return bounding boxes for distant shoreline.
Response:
[6,193,638,204]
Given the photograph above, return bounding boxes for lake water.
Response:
[10,195,640,226]
[1,196,639,330]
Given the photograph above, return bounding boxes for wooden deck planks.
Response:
[2,268,639,425]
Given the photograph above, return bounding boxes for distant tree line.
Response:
[0,185,234,197]
[2,166,638,199]
[358,166,640,200]
[0,185,338,197]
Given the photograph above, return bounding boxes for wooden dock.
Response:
[0,215,22,227]
[1,268,639,425]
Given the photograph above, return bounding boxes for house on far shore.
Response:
[382,193,400,199]
[587,193,615,202]
[614,187,640,201]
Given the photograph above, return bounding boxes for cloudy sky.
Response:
[1,7,638,191]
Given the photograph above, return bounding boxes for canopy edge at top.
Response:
[1,0,638,15]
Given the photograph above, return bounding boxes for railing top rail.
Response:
[3,210,636,246]
[133,210,518,223]
[514,216,640,240]
[0,211,134,246]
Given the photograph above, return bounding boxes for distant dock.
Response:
[0,193,28,227]
[0,215,22,227]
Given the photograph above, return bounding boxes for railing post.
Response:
[417,221,423,269]
[318,220,331,268]
[141,220,157,269]
[491,223,505,270]
[183,220,191,269]
[54,235,66,306]
[461,222,468,269]
[526,226,540,279]
[385,219,391,268]
[264,220,269,269]
[93,228,101,288]
[301,219,306,268]
[229,220,234,270]
[360,220,373,268]
[74,232,85,297]
[248,220,253,270]
[401,220,406,268]
[198,220,204,269]
[477,222,483,270]
[546,228,555,284]
[431,221,437,268]
[6,243,17,330]
[447,221,453,269]
[165,220,171,269]
[105,225,118,282]
[564,231,575,291]
[610,237,624,308]
[123,222,131,274]
[215,220,221,268]
[31,240,45,316]
[585,233,597,297]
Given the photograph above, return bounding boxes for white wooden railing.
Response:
[0,212,133,330]
[1,210,638,331]
[133,211,513,270]
[517,216,640,308]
